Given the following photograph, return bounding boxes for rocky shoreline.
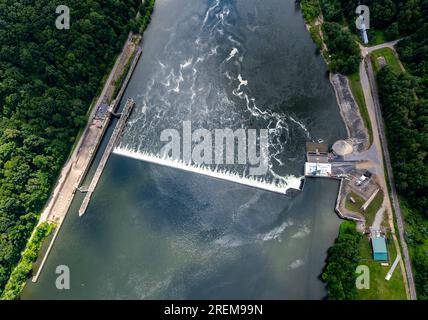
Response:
[329,73,370,153]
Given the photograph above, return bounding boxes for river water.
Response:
[22,0,347,299]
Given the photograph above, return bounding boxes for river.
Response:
[22,0,346,299]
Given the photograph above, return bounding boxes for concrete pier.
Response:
[79,98,135,216]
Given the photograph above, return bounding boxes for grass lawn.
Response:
[356,236,407,300]
[370,47,403,74]
[364,191,384,226]
[367,30,386,46]
[345,192,365,212]
[348,72,373,144]
[345,190,384,226]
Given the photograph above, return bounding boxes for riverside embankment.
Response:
[30,34,142,283]
[300,1,413,299]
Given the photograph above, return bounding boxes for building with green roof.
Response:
[372,236,388,261]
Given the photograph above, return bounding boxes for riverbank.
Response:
[329,73,369,153]
[23,2,161,293]
[1,223,55,300]
[299,0,410,300]
[301,3,370,153]
[0,34,143,299]
[0,0,146,297]
[7,6,157,298]
[29,36,142,287]
[38,34,140,226]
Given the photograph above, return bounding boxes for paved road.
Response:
[360,39,406,71]
[372,202,385,230]
[361,39,401,55]
[360,43,417,300]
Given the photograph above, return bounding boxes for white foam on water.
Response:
[202,0,220,27]
[237,74,248,91]
[113,147,303,194]
[228,35,241,46]
[289,259,305,270]
[180,57,193,69]
[214,235,244,248]
[257,220,294,242]
[226,47,239,61]
[208,46,218,57]
[291,225,311,239]
[289,115,310,139]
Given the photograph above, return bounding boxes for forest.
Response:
[0,0,142,295]
[316,0,428,74]
[321,221,362,300]
[1,222,54,299]
[322,21,361,74]
[373,0,428,300]
[377,65,428,299]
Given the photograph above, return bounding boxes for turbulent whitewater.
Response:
[113,146,303,193]
[114,0,314,191]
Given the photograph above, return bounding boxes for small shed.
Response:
[372,236,388,261]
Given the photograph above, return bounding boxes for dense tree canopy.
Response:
[322,21,361,74]
[343,0,428,35]
[0,0,140,295]
[322,221,362,300]
[372,0,428,300]
[377,67,428,212]
[397,25,428,99]
[377,65,428,299]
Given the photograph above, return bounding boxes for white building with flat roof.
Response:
[304,162,332,177]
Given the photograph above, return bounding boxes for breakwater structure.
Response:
[79,98,135,216]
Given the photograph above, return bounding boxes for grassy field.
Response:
[345,190,384,226]
[364,191,384,226]
[345,192,365,212]
[367,30,386,46]
[356,236,407,300]
[370,47,403,74]
[348,72,373,144]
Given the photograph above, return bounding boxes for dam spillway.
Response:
[113,146,304,194]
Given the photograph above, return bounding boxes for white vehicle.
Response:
[356,175,367,186]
